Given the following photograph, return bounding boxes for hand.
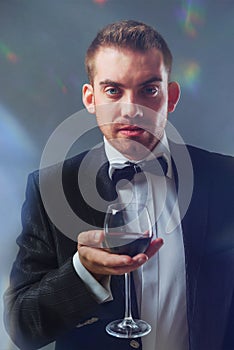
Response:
[77,230,163,281]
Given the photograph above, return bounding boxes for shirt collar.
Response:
[104,133,172,179]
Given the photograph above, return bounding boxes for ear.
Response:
[82,84,95,114]
[168,81,181,113]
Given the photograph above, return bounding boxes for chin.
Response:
[115,138,155,160]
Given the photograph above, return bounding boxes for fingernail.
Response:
[138,256,147,264]
[94,231,100,242]
[123,258,132,265]
[158,238,164,245]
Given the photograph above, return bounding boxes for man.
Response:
[4,20,234,350]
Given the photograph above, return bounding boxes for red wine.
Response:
[105,232,151,257]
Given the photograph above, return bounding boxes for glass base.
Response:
[106,318,151,338]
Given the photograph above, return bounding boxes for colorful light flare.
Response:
[175,0,205,38]
[173,60,201,93]
[0,41,19,63]
[93,0,109,5]
[56,77,68,94]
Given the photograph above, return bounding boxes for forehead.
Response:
[92,46,167,82]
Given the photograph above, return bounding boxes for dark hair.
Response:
[85,20,173,83]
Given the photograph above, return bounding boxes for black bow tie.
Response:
[112,156,168,186]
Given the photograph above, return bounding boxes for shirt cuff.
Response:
[72,251,113,303]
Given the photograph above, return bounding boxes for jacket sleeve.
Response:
[223,292,234,349]
[3,172,98,350]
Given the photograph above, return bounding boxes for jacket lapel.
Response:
[170,143,227,349]
[180,160,209,348]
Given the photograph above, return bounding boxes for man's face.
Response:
[83,47,180,159]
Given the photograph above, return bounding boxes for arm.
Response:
[4,171,163,350]
[3,173,99,350]
[77,230,164,279]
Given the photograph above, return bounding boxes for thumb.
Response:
[145,238,164,259]
[77,230,104,248]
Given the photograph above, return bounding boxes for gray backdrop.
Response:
[1,1,234,349]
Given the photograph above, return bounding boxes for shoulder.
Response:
[187,144,234,163]
[187,144,234,175]
[170,141,234,192]
[31,144,106,181]
[185,145,234,195]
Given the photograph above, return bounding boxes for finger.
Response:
[80,251,145,276]
[78,244,133,267]
[132,253,148,264]
[78,230,104,248]
[78,245,137,275]
[145,238,164,259]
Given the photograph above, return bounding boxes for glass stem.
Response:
[124,272,134,322]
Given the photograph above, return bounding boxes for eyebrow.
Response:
[99,76,162,87]
[139,76,162,86]
[99,79,122,87]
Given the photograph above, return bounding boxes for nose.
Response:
[121,98,143,119]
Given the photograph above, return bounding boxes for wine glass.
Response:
[104,202,152,338]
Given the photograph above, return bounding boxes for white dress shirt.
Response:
[73,135,189,350]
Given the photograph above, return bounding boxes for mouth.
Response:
[117,125,146,137]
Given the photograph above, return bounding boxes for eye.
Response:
[105,87,121,96]
[142,85,159,97]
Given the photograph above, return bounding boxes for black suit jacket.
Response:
[4,143,234,350]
